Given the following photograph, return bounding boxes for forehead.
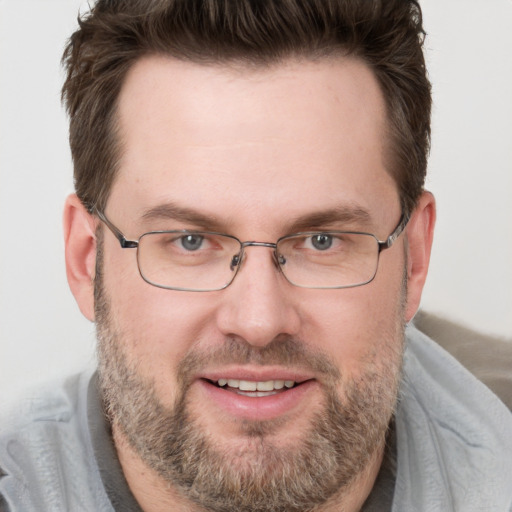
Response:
[111,55,398,234]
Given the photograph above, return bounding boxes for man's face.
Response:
[95,56,411,510]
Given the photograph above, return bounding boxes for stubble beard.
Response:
[94,240,406,512]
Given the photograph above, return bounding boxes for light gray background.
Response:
[1,0,511,405]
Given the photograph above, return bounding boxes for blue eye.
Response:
[180,234,204,251]
[310,234,333,251]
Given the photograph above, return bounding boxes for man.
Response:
[1,1,511,511]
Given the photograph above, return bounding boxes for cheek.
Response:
[300,275,404,381]
[103,253,218,388]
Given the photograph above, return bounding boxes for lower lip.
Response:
[198,379,317,422]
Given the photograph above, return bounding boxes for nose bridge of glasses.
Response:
[241,241,277,250]
[230,241,283,271]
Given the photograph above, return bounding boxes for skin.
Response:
[64,55,435,511]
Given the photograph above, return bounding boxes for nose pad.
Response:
[230,252,243,272]
[274,251,286,267]
[230,248,285,273]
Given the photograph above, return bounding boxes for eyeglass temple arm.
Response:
[378,213,410,252]
[94,209,139,249]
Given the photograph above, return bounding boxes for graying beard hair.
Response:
[94,233,405,512]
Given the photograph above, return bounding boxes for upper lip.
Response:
[198,366,316,384]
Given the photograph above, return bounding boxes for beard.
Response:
[94,239,406,512]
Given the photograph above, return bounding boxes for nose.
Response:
[215,245,301,347]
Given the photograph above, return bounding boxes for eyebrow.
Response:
[141,203,226,232]
[286,205,373,233]
[141,201,373,234]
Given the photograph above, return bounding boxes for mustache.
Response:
[176,335,341,387]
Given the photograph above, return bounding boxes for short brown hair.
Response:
[62,0,431,217]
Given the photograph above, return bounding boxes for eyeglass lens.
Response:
[136,231,381,291]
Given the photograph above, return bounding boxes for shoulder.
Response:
[0,371,112,512]
[0,372,89,450]
[413,310,512,411]
[393,316,512,511]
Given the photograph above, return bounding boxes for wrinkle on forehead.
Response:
[116,54,387,151]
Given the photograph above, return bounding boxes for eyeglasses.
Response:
[95,209,409,292]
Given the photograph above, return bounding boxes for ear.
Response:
[404,191,436,322]
[63,194,97,321]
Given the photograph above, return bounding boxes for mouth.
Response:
[206,378,299,397]
[197,374,316,422]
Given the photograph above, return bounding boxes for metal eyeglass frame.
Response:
[94,208,410,291]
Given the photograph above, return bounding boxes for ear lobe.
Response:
[404,191,436,322]
[63,194,97,321]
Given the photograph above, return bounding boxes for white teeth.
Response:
[216,379,296,391]
[256,380,275,391]
[239,380,257,391]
